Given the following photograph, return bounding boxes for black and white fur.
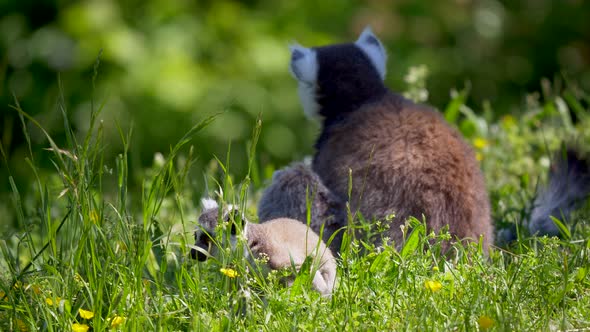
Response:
[290,27,388,122]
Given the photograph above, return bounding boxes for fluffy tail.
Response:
[497,147,590,243]
[527,147,590,236]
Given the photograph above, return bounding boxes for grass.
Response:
[1,70,590,331]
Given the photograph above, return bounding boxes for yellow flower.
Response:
[15,319,28,332]
[71,323,89,332]
[432,266,439,272]
[116,241,128,252]
[501,115,516,128]
[220,268,239,278]
[476,152,484,161]
[473,138,488,150]
[90,210,99,224]
[45,297,61,306]
[110,315,126,328]
[478,315,495,329]
[79,308,94,320]
[424,280,442,292]
[29,285,42,295]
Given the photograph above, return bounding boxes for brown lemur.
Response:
[269,27,590,252]
[278,27,493,252]
[191,199,336,297]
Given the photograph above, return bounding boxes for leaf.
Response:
[444,87,469,124]
[369,250,389,273]
[575,267,587,282]
[401,219,425,258]
[289,256,312,300]
[549,216,571,240]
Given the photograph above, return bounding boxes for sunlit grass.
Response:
[1,72,590,331]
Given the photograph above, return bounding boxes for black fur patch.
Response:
[292,49,304,61]
[364,35,380,47]
[314,44,387,120]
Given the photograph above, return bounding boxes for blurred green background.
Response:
[1,0,589,230]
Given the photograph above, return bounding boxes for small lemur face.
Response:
[190,199,242,261]
[289,26,387,119]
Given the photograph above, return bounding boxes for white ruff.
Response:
[298,82,320,120]
[201,198,218,210]
[289,43,320,120]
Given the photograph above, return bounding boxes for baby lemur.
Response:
[191,199,336,297]
[288,27,493,251]
[258,162,347,252]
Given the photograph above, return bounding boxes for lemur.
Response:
[257,161,347,252]
[284,27,590,252]
[191,199,336,297]
[286,27,493,251]
[498,147,590,243]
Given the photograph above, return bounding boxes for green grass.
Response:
[1,71,590,331]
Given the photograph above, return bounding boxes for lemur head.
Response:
[190,198,244,261]
[289,27,388,120]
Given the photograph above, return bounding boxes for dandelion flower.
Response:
[89,210,99,224]
[79,308,94,320]
[110,315,125,328]
[501,115,516,128]
[424,280,442,292]
[45,297,61,306]
[15,319,27,332]
[30,285,42,295]
[473,138,488,150]
[220,268,239,278]
[478,315,494,329]
[71,323,89,332]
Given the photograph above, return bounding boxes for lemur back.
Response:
[290,28,493,251]
[314,94,492,249]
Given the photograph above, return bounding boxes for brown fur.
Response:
[313,93,493,251]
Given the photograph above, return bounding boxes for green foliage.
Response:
[1,73,590,330]
[1,2,590,328]
[2,1,590,228]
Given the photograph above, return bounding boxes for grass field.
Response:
[1,71,590,331]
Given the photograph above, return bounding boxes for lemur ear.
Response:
[289,43,318,84]
[201,198,218,210]
[355,26,387,80]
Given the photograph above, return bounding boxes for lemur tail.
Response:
[528,147,590,236]
[498,147,590,244]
